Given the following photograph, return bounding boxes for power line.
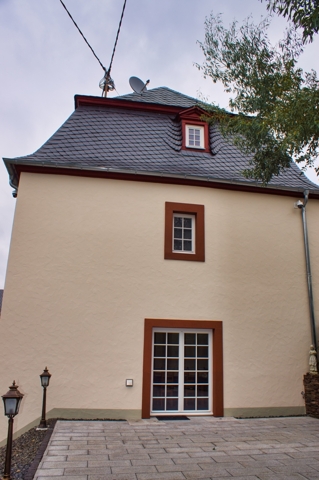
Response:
[59,0,106,72]
[59,0,128,96]
[107,0,127,77]
[101,0,127,96]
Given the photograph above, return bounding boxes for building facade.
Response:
[1,87,319,443]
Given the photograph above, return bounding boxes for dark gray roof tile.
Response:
[115,86,199,108]
[4,87,318,193]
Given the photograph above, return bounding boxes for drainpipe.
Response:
[296,190,318,358]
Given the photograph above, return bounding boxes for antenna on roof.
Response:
[99,74,115,94]
[129,76,150,95]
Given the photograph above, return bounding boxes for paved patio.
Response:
[35,416,319,480]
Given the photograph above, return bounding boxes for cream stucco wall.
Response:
[1,171,318,442]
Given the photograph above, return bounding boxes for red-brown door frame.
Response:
[142,319,223,418]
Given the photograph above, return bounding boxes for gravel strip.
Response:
[0,419,56,480]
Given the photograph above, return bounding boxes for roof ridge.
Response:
[114,86,200,108]
[116,86,199,100]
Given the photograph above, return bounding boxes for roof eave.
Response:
[3,158,19,193]
[4,158,319,199]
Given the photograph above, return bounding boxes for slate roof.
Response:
[115,86,199,108]
[4,87,319,194]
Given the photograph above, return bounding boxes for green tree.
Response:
[197,14,319,183]
[264,0,319,42]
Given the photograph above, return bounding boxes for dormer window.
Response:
[178,106,210,153]
[186,125,205,149]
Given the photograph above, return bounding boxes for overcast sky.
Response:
[1,0,319,288]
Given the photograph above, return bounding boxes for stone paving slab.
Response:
[35,416,319,479]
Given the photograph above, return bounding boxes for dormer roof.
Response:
[178,106,208,120]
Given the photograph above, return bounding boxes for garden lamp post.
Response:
[2,381,24,480]
[39,367,51,429]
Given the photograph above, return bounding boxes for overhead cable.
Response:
[59,0,128,96]
[101,0,128,96]
[107,0,127,77]
[59,0,106,72]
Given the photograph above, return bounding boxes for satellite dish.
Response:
[129,76,150,94]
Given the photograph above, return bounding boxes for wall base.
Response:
[47,408,142,421]
[0,408,142,446]
[224,406,306,418]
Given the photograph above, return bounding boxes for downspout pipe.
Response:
[298,190,318,356]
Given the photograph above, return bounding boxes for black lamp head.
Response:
[2,381,24,417]
[40,367,52,388]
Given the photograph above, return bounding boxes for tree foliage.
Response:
[264,0,319,42]
[197,15,319,183]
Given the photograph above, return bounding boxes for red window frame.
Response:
[164,202,205,262]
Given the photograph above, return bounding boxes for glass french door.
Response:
[151,328,212,414]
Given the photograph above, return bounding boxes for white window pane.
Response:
[174,228,183,238]
[183,240,192,251]
[174,240,183,250]
[186,125,204,149]
[172,214,195,253]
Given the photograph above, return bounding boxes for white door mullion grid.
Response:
[151,327,212,415]
[178,333,185,413]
